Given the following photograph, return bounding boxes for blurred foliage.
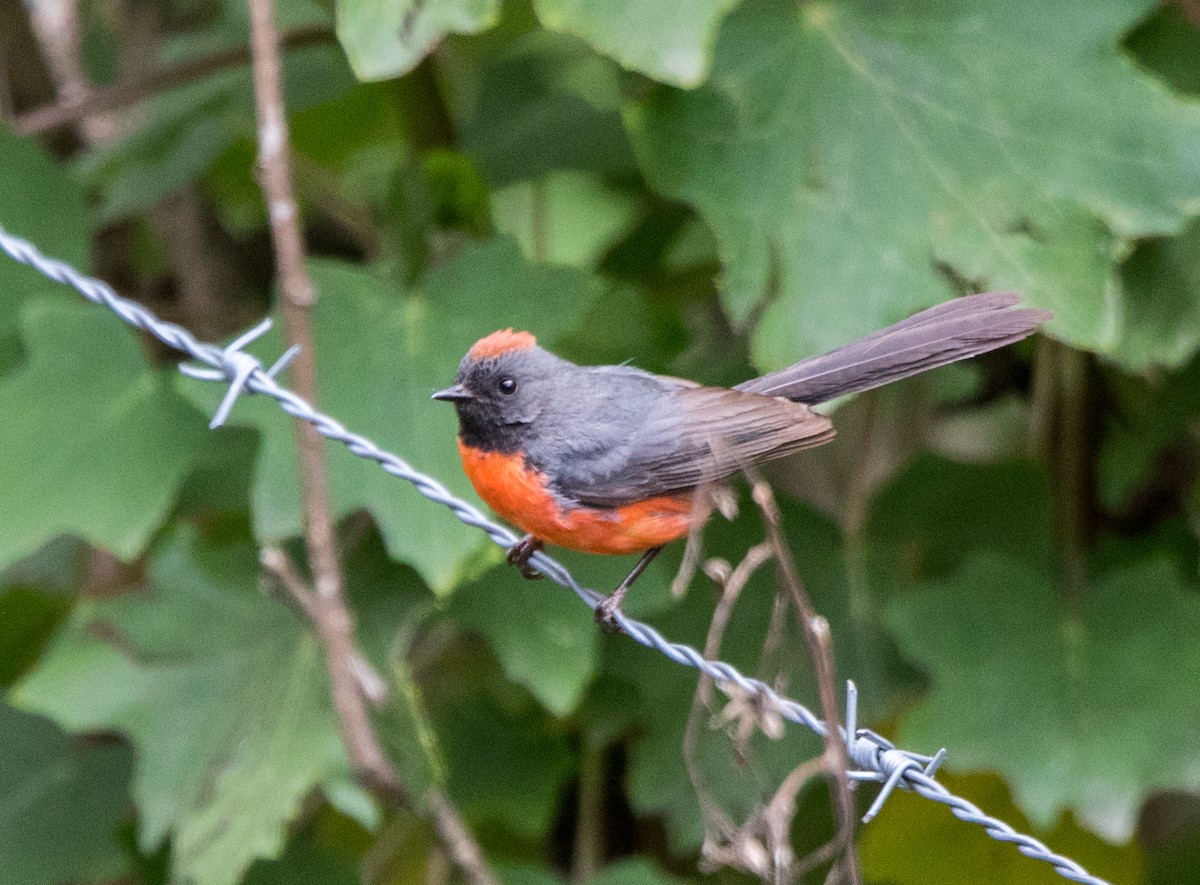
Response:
[2,0,1200,884]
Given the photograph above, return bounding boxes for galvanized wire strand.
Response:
[0,225,1112,885]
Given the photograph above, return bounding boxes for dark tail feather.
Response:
[736,292,1051,405]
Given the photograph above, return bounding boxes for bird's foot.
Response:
[594,594,625,634]
[506,535,544,580]
[593,546,662,634]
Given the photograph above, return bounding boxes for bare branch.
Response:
[244,3,494,883]
[248,0,391,788]
[260,547,388,703]
[260,545,320,620]
[428,790,498,885]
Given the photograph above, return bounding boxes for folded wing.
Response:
[561,386,834,507]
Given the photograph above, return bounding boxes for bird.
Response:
[433,292,1050,626]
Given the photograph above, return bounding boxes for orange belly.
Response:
[457,439,695,554]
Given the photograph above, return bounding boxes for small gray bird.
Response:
[433,292,1050,624]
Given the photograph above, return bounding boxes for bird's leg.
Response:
[596,546,663,632]
[506,534,545,580]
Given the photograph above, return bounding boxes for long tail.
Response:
[735,292,1051,405]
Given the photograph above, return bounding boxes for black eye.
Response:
[497,375,517,395]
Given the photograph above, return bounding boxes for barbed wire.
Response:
[0,224,1111,885]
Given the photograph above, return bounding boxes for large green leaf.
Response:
[886,554,1200,840]
[0,301,206,570]
[0,129,90,342]
[11,530,359,885]
[335,0,499,81]
[626,0,1200,371]
[0,704,133,885]
[0,587,72,687]
[533,0,742,87]
[183,239,603,592]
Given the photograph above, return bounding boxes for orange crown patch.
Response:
[467,329,537,360]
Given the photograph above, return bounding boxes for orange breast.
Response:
[457,439,696,555]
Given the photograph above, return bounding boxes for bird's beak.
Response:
[431,384,474,403]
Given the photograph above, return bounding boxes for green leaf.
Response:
[183,239,603,593]
[12,529,357,885]
[335,0,499,81]
[864,455,1055,581]
[625,0,1200,370]
[1113,217,1200,371]
[0,301,206,570]
[450,32,637,187]
[860,770,1145,885]
[0,704,133,885]
[886,554,1200,840]
[533,0,742,87]
[449,565,598,715]
[437,693,575,840]
[0,129,90,342]
[0,587,71,687]
[491,171,640,268]
[242,820,359,885]
[1097,356,1200,510]
[1126,3,1200,96]
[589,858,689,885]
[84,44,354,223]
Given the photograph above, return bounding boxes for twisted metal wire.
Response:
[0,225,1111,885]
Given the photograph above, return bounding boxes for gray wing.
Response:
[552,383,835,507]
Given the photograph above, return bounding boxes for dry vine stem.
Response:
[686,542,781,877]
[753,479,861,884]
[15,24,332,135]
[683,478,861,885]
[243,1,495,882]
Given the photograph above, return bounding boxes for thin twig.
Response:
[751,481,861,885]
[764,756,832,879]
[260,545,320,620]
[260,547,387,702]
[248,0,392,790]
[428,791,498,885]
[15,24,332,135]
[244,3,494,883]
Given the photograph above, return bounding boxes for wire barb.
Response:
[179,317,287,428]
[0,224,1114,885]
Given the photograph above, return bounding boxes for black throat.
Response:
[456,409,527,455]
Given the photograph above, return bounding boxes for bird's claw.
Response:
[594,595,624,634]
[506,535,544,581]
